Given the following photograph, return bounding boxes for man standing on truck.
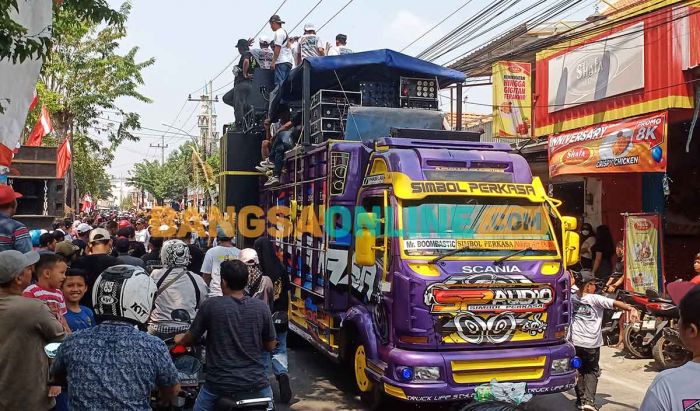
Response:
[269,15,293,91]
[571,271,639,410]
[251,36,273,70]
[229,39,256,129]
[294,23,324,65]
[326,34,353,56]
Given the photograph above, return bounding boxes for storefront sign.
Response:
[548,111,667,177]
[547,22,645,113]
[492,61,532,138]
[623,213,664,294]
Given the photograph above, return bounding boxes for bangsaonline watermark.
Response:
[148,205,548,241]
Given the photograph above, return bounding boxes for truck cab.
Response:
[253,49,580,404]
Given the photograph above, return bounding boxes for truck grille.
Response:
[450,355,546,384]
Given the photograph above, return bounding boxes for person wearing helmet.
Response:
[0,185,32,253]
[50,265,180,409]
[201,225,240,297]
[251,35,273,69]
[294,23,324,66]
[149,240,208,331]
[175,260,277,410]
[0,250,64,411]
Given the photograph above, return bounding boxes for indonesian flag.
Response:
[26,105,53,146]
[28,95,38,113]
[56,137,71,178]
[81,193,93,213]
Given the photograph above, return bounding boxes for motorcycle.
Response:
[641,291,693,370]
[620,290,657,359]
[151,309,205,410]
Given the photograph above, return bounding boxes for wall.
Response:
[601,174,643,243]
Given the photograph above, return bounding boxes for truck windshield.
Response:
[400,196,559,258]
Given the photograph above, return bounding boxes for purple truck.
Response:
[258,50,581,406]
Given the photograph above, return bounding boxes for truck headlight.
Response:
[550,358,572,374]
[414,366,440,381]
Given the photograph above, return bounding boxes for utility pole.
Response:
[150,132,168,164]
[188,81,219,209]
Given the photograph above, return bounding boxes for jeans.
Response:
[574,346,601,405]
[193,383,274,411]
[233,80,252,127]
[273,63,292,89]
[269,131,294,177]
[265,329,289,376]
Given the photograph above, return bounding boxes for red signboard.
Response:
[548,111,667,177]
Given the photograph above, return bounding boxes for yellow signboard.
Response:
[493,61,532,139]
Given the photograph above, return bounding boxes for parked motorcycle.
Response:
[601,290,623,346]
[641,291,693,370]
[151,309,204,410]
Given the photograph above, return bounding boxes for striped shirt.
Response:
[23,284,67,318]
[0,212,32,253]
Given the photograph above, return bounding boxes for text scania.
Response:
[461,265,522,274]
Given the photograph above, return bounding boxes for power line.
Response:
[317,0,354,32]
[400,0,476,53]
[288,0,324,34]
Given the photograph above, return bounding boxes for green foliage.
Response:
[0,0,123,63]
[72,132,112,199]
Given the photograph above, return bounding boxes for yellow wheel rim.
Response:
[354,345,373,392]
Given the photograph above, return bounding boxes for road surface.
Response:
[273,341,658,411]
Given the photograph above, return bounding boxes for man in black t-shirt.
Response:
[175,260,276,410]
[141,236,164,273]
[231,39,256,128]
[71,228,118,308]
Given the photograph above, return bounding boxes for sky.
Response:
[105,0,597,179]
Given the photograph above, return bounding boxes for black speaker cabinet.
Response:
[249,68,275,113]
[220,131,264,211]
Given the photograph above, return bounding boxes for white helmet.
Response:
[92,265,157,324]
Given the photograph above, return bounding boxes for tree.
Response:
[32,2,153,202]
[0,0,123,63]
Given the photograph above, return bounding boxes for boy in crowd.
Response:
[641,282,700,410]
[571,270,639,410]
[23,253,70,333]
[38,232,57,254]
[61,268,95,331]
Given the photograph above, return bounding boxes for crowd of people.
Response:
[0,184,293,410]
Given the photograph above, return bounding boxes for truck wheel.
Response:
[652,336,693,370]
[623,323,652,359]
[353,344,385,410]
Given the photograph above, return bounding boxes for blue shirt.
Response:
[0,212,32,252]
[64,306,96,331]
[51,321,179,411]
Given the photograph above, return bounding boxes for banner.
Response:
[548,111,667,177]
[624,213,663,294]
[492,61,531,139]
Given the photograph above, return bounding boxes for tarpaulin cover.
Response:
[282,49,466,101]
[343,106,444,143]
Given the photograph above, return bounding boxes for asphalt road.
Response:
[271,341,659,411]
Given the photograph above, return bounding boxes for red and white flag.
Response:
[28,95,38,113]
[56,136,71,178]
[25,105,53,146]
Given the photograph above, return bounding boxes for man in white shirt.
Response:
[640,282,700,411]
[326,33,353,56]
[294,23,324,66]
[269,14,293,91]
[200,226,240,297]
[571,270,638,411]
[251,35,273,70]
[134,218,150,246]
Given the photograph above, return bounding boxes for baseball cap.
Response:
[336,33,347,41]
[76,223,92,234]
[269,14,285,24]
[236,38,249,49]
[239,248,259,265]
[54,240,79,257]
[668,281,700,305]
[259,35,271,44]
[89,227,111,243]
[0,250,40,283]
[304,23,316,32]
[216,224,234,240]
[0,185,22,204]
[575,270,597,287]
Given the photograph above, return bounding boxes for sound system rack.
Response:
[399,76,440,110]
[309,89,362,144]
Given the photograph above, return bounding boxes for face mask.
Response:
[581,230,590,236]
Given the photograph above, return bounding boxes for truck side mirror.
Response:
[561,216,578,231]
[564,231,580,267]
[355,212,377,267]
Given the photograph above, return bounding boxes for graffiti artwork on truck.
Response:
[439,311,548,344]
[424,274,554,314]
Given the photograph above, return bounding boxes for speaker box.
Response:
[220,131,264,211]
[249,68,274,113]
[10,177,65,217]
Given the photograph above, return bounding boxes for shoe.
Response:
[265,169,273,176]
[264,176,279,186]
[259,159,273,168]
[575,399,583,409]
[277,373,292,404]
[254,165,269,173]
[581,403,600,411]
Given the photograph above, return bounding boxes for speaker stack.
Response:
[219,130,264,212]
[399,77,439,110]
[310,89,362,144]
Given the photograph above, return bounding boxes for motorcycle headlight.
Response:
[551,358,572,374]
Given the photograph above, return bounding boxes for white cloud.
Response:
[380,9,432,51]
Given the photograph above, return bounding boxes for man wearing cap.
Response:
[71,228,118,309]
[0,185,32,253]
[201,225,240,297]
[72,222,92,257]
[0,250,65,410]
[269,14,293,90]
[640,282,700,411]
[326,33,353,56]
[294,23,324,66]
[55,240,80,265]
[251,35,273,70]
[571,270,639,410]
[232,38,258,129]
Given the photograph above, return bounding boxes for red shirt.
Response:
[22,284,67,318]
[690,275,700,285]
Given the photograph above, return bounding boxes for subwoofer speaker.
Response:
[220,131,264,211]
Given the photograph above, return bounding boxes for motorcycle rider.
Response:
[149,239,208,331]
[641,282,700,410]
[50,265,181,410]
[175,260,276,411]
